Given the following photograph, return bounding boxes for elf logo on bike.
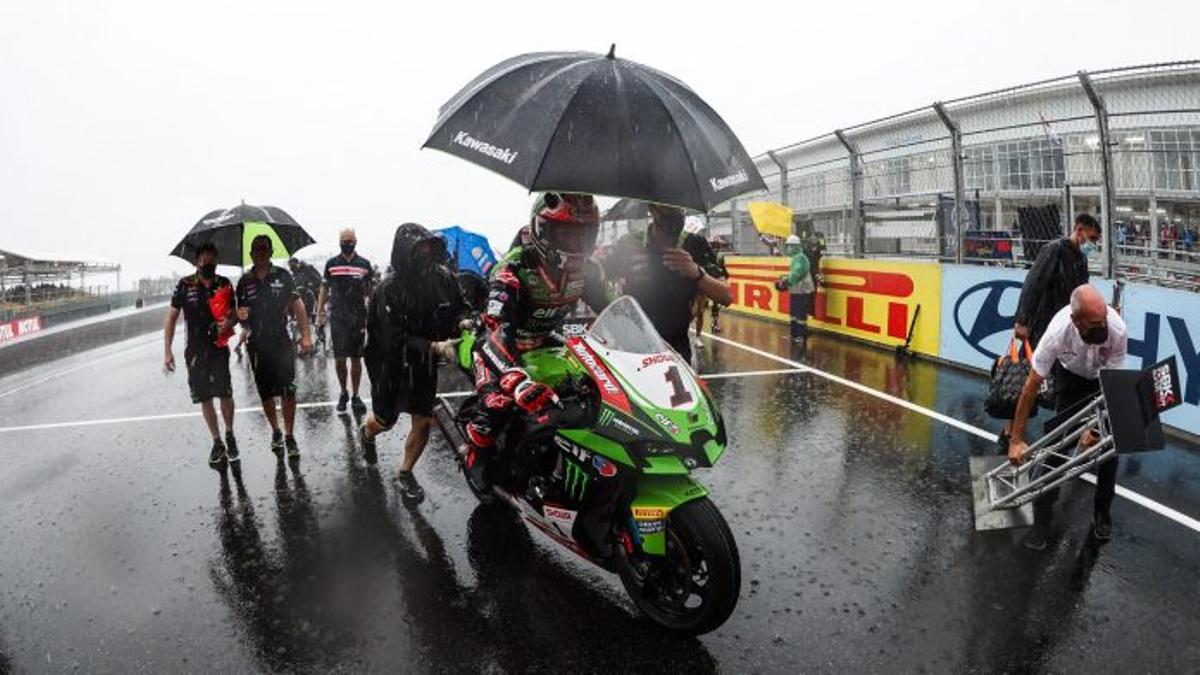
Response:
[554,435,591,463]
[568,338,632,413]
[655,413,681,436]
[632,506,667,521]
[563,460,589,501]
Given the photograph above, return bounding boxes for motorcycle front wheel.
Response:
[617,497,741,635]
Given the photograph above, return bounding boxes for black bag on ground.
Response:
[985,338,1036,420]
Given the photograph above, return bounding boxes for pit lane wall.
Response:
[724,256,1200,436]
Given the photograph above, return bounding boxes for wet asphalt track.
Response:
[1,315,1198,673]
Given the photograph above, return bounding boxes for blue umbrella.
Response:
[435,226,497,277]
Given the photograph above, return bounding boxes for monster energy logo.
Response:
[598,408,614,427]
[563,459,590,501]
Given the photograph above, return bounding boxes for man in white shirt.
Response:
[1007,285,1128,549]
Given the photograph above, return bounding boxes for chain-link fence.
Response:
[715,61,1200,291]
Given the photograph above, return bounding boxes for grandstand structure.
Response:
[712,62,1200,289]
[0,247,121,319]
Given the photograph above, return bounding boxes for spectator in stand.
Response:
[1184,225,1197,253]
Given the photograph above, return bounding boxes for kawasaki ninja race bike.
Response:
[433,296,740,635]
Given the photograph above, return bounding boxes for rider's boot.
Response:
[462,422,494,493]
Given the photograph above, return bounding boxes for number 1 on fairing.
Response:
[665,366,693,408]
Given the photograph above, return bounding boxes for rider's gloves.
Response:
[513,379,559,414]
[500,368,559,413]
[499,368,530,394]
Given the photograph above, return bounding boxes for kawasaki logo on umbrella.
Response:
[453,131,519,165]
[709,169,749,192]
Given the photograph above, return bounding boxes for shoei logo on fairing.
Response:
[569,342,620,395]
[453,131,519,165]
[709,169,749,192]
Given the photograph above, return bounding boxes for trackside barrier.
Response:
[724,255,1200,436]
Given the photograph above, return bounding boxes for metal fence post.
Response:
[767,150,789,212]
[933,102,966,264]
[724,199,734,254]
[1078,70,1117,278]
[834,130,863,257]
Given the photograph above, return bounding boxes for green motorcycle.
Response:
[433,296,740,635]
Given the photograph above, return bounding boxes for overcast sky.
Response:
[2,0,1196,287]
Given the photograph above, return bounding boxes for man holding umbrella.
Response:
[317,228,374,416]
[604,204,732,364]
[163,242,239,466]
[237,235,313,458]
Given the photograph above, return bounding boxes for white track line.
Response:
[0,370,800,434]
[699,368,804,380]
[702,330,1200,535]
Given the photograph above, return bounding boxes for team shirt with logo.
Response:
[323,254,374,320]
[171,274,233,354]
[1031,305,1127,380]
[236,265,298,347]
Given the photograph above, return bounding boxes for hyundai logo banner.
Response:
[939,265,1198,435]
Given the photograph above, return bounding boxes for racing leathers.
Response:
[464,238,607,467]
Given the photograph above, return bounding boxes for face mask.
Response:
[340,242,356,256]
[199,263,217,278]
[1079,323,1108,345]
[1080,240,1098,257]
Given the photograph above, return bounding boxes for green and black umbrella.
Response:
[170,203,315,267]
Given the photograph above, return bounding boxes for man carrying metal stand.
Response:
[1006,284,1127,550]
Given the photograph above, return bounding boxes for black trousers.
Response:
[1033,367,1117,524]
[789,292,812,340]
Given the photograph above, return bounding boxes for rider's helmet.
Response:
[529,192,599,273]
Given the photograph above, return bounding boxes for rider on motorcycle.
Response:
[463,192,608,491]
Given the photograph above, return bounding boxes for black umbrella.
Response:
[169,203,315,267]
[423,46,767,213]
[602,198,650,222]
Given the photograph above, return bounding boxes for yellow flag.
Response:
[747,202,793,238]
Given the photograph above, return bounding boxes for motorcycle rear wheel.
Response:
[617,497,740,635]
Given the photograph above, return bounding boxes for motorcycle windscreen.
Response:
[586,296,707,430]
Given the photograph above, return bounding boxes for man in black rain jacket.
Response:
[359,223,468,502]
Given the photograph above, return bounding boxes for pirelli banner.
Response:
[725,257,942,357]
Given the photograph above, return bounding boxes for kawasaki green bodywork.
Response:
[456,328,726,557]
